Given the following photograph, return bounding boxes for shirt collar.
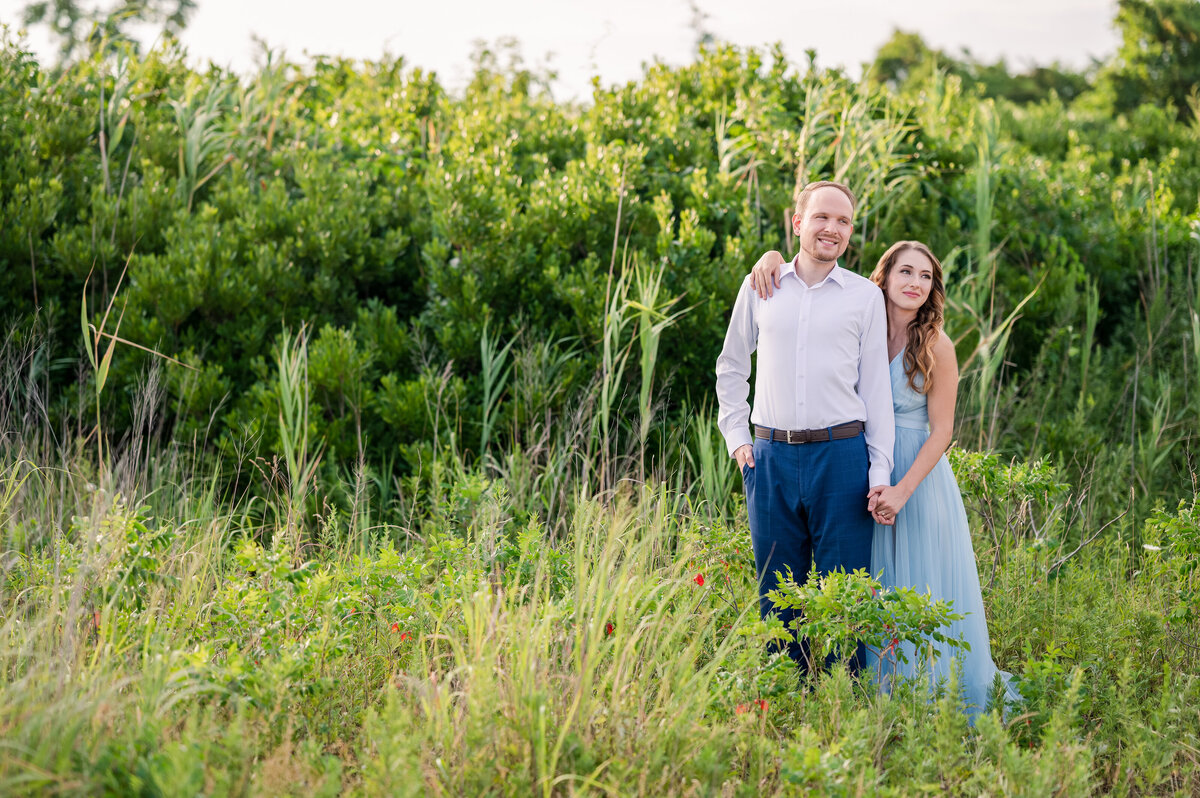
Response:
[783,255,845,287]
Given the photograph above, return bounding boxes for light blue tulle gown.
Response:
[869,349,1020,717]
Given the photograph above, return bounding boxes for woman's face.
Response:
[885,249,935,312]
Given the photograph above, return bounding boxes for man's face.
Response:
[793,187,854,264]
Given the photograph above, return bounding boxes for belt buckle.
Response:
[787,429,804,444]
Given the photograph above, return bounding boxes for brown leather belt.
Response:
[754,420,865,444]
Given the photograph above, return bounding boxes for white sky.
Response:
[0,0,1121,101]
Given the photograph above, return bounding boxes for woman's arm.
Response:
[871,331,959,521]
[750,250,786,298]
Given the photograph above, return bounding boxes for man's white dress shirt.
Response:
[715,256,895,488]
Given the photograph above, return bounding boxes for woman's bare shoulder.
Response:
[933,329,958,368]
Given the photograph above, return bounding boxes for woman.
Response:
[750,241,1018,717]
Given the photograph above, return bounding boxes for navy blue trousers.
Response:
[742,430,874,673]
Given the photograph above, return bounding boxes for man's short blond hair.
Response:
[794,180,858,217]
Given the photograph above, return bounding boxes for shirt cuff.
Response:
[868,464,892,489]
[724,428,754,458]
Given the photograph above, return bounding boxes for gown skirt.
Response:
[868,352,1019,716]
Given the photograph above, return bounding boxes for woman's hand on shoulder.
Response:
[750,251,786,299]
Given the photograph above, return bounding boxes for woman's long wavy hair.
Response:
[869,241,945,394]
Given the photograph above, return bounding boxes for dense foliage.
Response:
[2,4,1198,529]
[2,1,1200,792]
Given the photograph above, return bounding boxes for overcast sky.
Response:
[0,0,1121,100]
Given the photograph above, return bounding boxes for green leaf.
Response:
[80,266,99,369]
[95,302,127,395]
[81,294,96,369]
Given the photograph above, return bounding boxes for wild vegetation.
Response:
[1,0,1199,793]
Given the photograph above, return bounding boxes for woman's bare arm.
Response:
[871,331,959,520]
[750,250,786,298]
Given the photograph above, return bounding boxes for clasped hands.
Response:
[735,444,909,526]
[868,484,910,526]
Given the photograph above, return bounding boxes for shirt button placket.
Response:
[797,288,809,503]
[797,289,810,419]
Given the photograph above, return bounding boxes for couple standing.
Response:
[715,180,1014,714]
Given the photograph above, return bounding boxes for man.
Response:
[715,180,894,671]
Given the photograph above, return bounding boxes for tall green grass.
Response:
[1,320,1198,794]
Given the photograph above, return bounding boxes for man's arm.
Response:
[716,277,758,458]
[859,289,895,488]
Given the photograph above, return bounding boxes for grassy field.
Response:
[1,346,1197,795]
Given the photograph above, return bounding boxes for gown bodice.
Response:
[889,349,929,431]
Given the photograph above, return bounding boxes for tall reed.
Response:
[170,77,234,212]
[630,258,690,481]
[478,319,515,460]
[275,326,323,546]
[595,264,633,494]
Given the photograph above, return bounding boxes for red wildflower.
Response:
[390,622,400,633]
[605,622,614,636]
[755,699,769,713]
[734,703,750,715]
[694,573,705,587]
[400,632,412,642]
